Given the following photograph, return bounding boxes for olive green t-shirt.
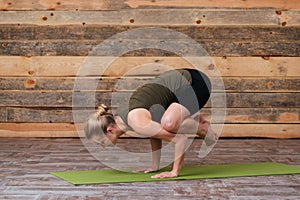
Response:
[116,69,192,125]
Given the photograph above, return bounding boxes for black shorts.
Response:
[174,69,211,114]
[120,68,212,124]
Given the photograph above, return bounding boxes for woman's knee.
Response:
[161,115,180,132]
[161,103,190,131]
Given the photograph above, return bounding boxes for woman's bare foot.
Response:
[197,120,219,145]
[197,120,210,138]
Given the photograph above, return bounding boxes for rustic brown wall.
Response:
[0,0,299,138]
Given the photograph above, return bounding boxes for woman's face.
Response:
[91,124,118,147]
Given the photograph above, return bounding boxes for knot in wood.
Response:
[24,79,37,89]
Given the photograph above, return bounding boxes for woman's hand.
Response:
[151,171,178,179]
[133,167,158,173]
[197,120,210,138]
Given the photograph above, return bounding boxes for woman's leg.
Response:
[160,103,207,136]
[160,103,191,133]
[178,117,209,136]
[179,115,218,141]
[127,107,188,178]
[160,102,210,136]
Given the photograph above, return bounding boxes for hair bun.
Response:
[95,104,110,119]
[99,104,109,112]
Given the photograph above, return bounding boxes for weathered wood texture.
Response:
[0,91,299,108]
[0,123,299,139]
[1,41,299,56]
[0,2,299,138]
[0,56,299,77]
[2,26,300,41]
[0,25,299,57]
[0,10,299,26]
[1,77,299,92]
[1,0,300,10]
[1,138,300,199]
[1,107,299,124]
[0,25,298,56]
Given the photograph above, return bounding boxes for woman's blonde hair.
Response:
[84,104,116,139]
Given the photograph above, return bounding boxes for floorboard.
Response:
[1,138,299,199]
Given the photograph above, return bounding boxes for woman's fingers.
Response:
[151,171,177,179]
[197,121,210,138]
[133,167,157,173]
[132,168,144,173]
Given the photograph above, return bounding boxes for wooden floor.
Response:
[1,138,300,199]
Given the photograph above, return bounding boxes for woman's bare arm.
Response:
[151,129,188,178]
[128,108,188,178]
[133,138,162,173]
[150,138,162,170]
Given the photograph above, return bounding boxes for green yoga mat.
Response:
[51,162,300,185]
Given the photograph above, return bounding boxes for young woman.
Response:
[84,68,218,178]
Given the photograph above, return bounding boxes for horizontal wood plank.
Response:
[0,91,299,108]
[0,0,127,11]
[1,0,299,10]
[1,25,299,41]
[0,56,299,77]
[0,41,299,56]
[221,124,300,138]
[0,10,299,26]
[2,107,299,124]
[125,0,300,10]
[0,77,299,92]
[0,123,299,138]
[0,123,78,137]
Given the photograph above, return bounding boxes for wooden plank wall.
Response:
[0,0,299,138]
